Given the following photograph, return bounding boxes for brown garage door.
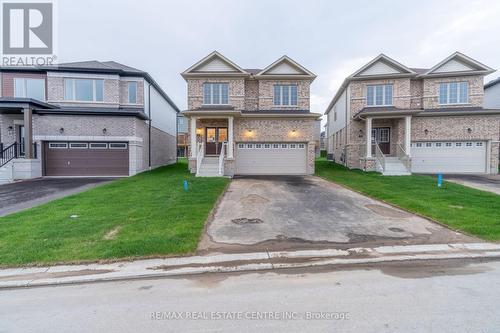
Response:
[44,142,129,176]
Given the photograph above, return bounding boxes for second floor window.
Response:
[366,84,393,106]
[128,81,137,104]
[439,82,468,104]
[14,78,45,100]
[64,78,104,102]
[203,83,229,105]
[274,85,298,106]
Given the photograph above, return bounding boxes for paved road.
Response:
[1,259,500,332]
[0,178,115,216]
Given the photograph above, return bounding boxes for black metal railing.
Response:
[0,142,18,168]
[0,142,38,167]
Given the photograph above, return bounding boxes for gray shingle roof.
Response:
[485,77,500,89]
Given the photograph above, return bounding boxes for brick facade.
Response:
[328,57,499,174]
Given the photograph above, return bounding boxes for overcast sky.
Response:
[58,0,500,122]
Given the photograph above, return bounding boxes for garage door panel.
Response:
[411,141,486,174]
[44,142,129,176]
[236,142,307,175]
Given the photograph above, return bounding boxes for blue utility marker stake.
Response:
[183,180,189,191]
[437,174,443,188]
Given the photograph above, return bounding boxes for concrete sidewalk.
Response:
[2,243,500,289]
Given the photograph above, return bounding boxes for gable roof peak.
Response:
[256,55,316,79]
[422,51,494,76]
[181,51,249,78]
[350,54,417,78]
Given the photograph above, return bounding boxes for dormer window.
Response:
[366,84,393,106]
[274,85,298,106]
[203,83,229,105]
[439,82,468,104]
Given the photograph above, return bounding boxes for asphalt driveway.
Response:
[199,176,477,252]
[444,174,500,195]
[0,178,115,217]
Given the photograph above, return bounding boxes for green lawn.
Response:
[315,159,500,241]
[0,160,229,267]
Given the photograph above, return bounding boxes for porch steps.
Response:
[196,157,221,177]
[382,157,411,176]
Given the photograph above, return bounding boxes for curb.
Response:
[1,243,500,289]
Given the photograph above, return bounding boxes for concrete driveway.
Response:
[0,178,115,217]
[444,174,500,195]
[199,176,477,252]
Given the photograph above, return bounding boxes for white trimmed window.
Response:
[64,79,104,102]
[439,82,468,104]
[128,81,137,104]
[14,78,46,100]
[273,85,298,106]
[203,83,229,105]
[366,84,393,106]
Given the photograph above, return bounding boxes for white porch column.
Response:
[190,116,197,159]
[405,116,411,156]
[365,117,372,158]
[227,116,234,158]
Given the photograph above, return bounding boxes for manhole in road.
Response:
[231,218,264,225]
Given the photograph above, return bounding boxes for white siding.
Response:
[266,62,303,75]
[433,59,473,73]
[484,84,500,109]
[194,58,238,72]
[144,84,177,136]
[326,88,349,154]
[358,61,401,76]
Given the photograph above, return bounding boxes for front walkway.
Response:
[199,176,477,253]
[0,178,114,216]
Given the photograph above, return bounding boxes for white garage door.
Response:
[236,142,307,175]
[411,141,487,174]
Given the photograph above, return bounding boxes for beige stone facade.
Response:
[326,53,500,174]
[182,52,318,176]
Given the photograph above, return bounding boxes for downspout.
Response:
[148,82,152,169]
[345,87,349,167]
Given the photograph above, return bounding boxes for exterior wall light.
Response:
[103,128,107,134]
[196,128,203,135]
[245,129,254,138]
[424,129,429,135]
[59,127,64,134]
[467,128,472,133]
[7,126,13,135]
[290,129,297,137]
[358,129,364,138]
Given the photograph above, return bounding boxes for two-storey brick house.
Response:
[0,61,179,182]
[325,52,500,175]
[181,51,320,176]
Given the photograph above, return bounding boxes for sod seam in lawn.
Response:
[0,160,229,267]
[315,159,500,241]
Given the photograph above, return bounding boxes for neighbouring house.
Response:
[0,61,179,182]
[320,130,326,150]
[485,77,500,109]
[181,51,320,177]
[177,114,189,157]
[325,52,500,175]
[314,119,321,157]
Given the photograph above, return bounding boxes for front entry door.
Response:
[205,127,227,156]
[371,127,390,155]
